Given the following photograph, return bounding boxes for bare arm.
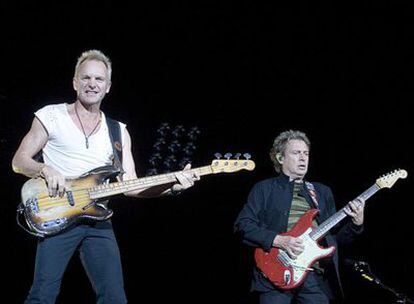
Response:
[12,117,65,197]
[119,128,166,197]
[121,128,200,198]
[12,117,48,177]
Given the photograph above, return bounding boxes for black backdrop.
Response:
[1,1,412,303]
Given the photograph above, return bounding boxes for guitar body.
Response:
[15,157,257,237]
[19,166,120,237]
[254,209,335,290]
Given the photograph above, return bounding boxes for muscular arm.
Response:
[12,117,48,177]
[12,117,66,197]
[120,129,175,197]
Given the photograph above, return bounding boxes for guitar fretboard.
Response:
[89,166,213,199]
[310,183,380,240]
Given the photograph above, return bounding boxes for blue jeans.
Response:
[25,221,127,304]
[259,272,331,304]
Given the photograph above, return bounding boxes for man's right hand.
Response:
[272,235,305,259]
[41,166,66,197]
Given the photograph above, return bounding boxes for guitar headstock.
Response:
[376,169,408,189]
[210,153,256,173]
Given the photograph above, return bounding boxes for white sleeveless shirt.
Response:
[35,103,126,178]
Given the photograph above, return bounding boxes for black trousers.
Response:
[25,222,127,304]
[259,272,332,304]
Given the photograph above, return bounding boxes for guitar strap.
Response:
[106,117,124,178]
[304,181,319,208]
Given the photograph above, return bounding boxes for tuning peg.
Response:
[214,153,222,159]
[224,153,232,159]
[234,153,241,159]
[243,153,251,160]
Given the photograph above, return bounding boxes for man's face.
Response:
[280,139,309,179]
[73,59,111,106]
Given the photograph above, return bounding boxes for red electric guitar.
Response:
[254,169,407,290]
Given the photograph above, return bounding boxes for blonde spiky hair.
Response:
[74,49,112,81]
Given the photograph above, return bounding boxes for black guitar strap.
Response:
[106,117,124,178]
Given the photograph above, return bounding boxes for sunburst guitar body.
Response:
[18,158,256,237]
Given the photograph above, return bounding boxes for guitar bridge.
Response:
[277,251,314,271]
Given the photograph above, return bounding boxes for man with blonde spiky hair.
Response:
[12,49,200,303]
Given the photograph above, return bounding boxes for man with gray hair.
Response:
[12,49,200,303]
[234,129,365,304]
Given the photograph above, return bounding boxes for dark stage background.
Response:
[1,1,413,303]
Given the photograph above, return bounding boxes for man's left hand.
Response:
[344,198,365,226]
[171,163,200,193]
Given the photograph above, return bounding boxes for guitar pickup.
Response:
[66,191,75,206]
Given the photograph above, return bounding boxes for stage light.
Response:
[146,122,201,175]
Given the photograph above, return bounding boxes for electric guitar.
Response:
[17,157,255,237]
[254,169,407,290]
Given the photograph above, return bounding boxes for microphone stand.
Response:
[353,262,413,304]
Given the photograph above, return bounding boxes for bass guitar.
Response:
[17,157,255,237]
[254,169,407,290]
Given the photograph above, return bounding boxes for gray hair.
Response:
[269,130,310,173]
[74,49,112,81]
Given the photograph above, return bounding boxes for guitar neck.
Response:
[310,183,380,240]
[89,166,213,199]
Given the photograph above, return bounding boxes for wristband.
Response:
[36,163,46,178]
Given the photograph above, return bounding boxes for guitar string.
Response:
[36,167,215,208]
[36,174,180,208]
[36,179,191,208]
[36,173,183,201]
[35,163,255,210]
[36,163,246,201]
